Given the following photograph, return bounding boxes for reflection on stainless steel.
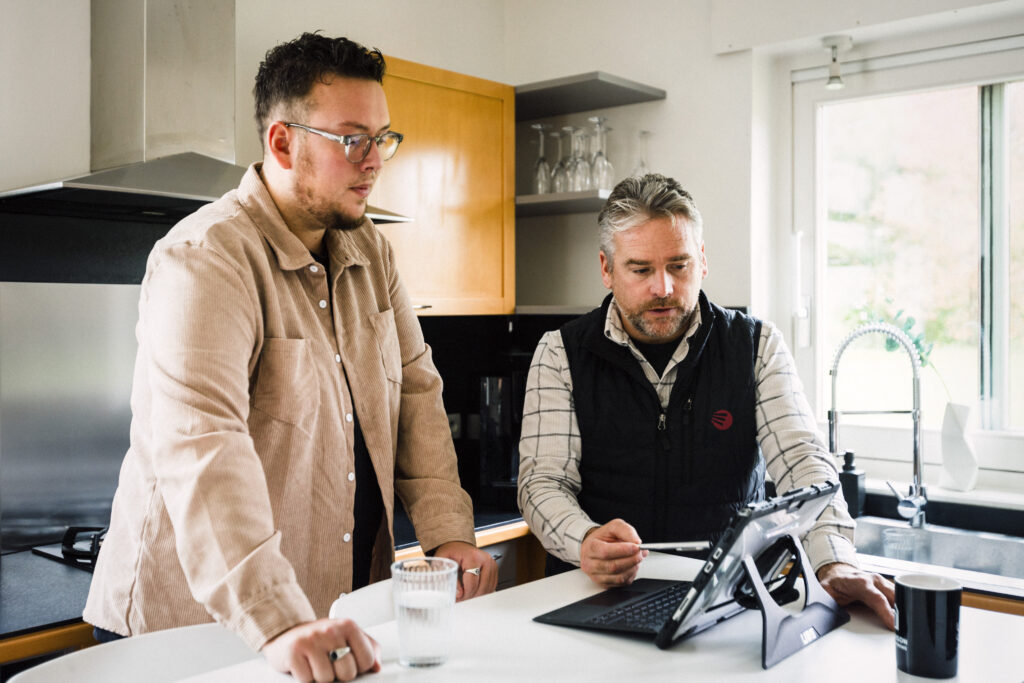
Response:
[855,515,1024,580]
[0,282,137,550]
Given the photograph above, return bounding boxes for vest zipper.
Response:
[658,413,667,431]
[682,396,693,426]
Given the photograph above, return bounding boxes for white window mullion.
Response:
[980,83,1011,430]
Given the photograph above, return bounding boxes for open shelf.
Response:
[515,72,666,120]
[515,189,611,217]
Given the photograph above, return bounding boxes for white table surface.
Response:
[19,553,1024,682]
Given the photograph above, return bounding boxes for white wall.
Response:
[506,0,756,309]
[709,0,1011,53]
[0,0,90,191]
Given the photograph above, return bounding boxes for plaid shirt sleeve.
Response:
[755,321,859,571]
[516,330,597,565]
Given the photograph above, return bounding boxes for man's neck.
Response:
[259,162,327,256]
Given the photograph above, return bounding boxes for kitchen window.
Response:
[790,39,1024,467]
[820,80,1022,432]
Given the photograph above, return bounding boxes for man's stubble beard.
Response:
[623,297,699,342]
[296,155,372,232]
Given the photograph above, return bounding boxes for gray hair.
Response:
[597,173,703,262]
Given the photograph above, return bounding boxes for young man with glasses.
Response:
[84,33,495,682]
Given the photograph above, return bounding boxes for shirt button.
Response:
[343,533,352,543]
[318,299,328,309]
[309,264,319,273]
[335,353,342,363]
[345,413,353,422]
[347,472,355,482]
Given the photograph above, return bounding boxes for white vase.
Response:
[938,402,978,492]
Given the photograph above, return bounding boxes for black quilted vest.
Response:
[557,292,765,567]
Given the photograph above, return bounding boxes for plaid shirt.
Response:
[517,298,858,571]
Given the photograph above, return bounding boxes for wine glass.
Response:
[632,130,651,177]
[550,130,569,193]
[531,123,551,194]
[569,127,591,192]
[589,116,615,192]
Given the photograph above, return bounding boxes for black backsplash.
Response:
[419,313,578,511]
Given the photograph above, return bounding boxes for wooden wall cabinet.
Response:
[374,57,515,316]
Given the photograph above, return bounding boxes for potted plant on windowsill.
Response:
[851,302,978,491]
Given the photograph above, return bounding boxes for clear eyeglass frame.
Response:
[282,122,404,162]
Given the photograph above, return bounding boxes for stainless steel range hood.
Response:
[0,0,409,226]
[0,152,411,225]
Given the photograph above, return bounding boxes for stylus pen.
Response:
[638,541,711,552]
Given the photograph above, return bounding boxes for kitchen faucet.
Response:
[827,322,926,528]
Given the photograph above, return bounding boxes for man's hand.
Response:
[580,519,649,588]
[261,618,381,682]
[434,541,498,600]
[816,562,895,630]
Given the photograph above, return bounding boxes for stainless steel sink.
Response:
[854,515,1024,580]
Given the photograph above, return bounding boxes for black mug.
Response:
[895,573,961,679]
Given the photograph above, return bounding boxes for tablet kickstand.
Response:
[740,533,850,669]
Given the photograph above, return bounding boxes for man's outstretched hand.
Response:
[817,562,896,630]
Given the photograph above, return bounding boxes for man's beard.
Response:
[622,297,699,342]
[296,155,371,232]
[318,206,366,232]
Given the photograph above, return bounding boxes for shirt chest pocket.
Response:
[369,308,402,384]
[251,337,320,429]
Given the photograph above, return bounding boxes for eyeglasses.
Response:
[283,123,404,163]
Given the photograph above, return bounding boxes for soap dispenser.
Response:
[839,450,865,518]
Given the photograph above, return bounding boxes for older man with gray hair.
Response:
[517,173,896,629]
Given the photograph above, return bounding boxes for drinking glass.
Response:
[569,127,591,192]
[392,557,458,668]
[530,123,551,194]
[589,116,615,192]
[550,131,569,193]
[632,130,651,177]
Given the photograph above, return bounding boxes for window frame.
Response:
[788,44,1024,476]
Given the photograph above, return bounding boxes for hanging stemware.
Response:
[632,130,651,177]
[589,116,615,192]
[569,127,591,192]
[550,130,569,193]
[531,123,551,194]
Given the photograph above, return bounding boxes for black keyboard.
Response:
[586,581,692,633]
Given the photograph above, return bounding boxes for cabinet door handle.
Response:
[412,304,433,310]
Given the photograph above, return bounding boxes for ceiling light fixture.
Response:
[822,35,853,90]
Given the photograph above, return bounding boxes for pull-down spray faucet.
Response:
[827,322,926,528]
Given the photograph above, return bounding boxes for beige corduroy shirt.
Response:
[83,164,475,651]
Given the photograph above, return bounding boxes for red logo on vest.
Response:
[711,410,733,431]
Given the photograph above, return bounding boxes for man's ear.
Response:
[265,121,295,170]
[599,250,613,290]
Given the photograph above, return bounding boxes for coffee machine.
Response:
[478,359,529,509]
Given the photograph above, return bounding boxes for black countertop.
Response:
[1,509,524,641]
[0,550,93,640]
[394,507,522,549]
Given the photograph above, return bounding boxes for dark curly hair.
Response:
[253,32,386,148]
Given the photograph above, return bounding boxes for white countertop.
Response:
[18,553,1024,682]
